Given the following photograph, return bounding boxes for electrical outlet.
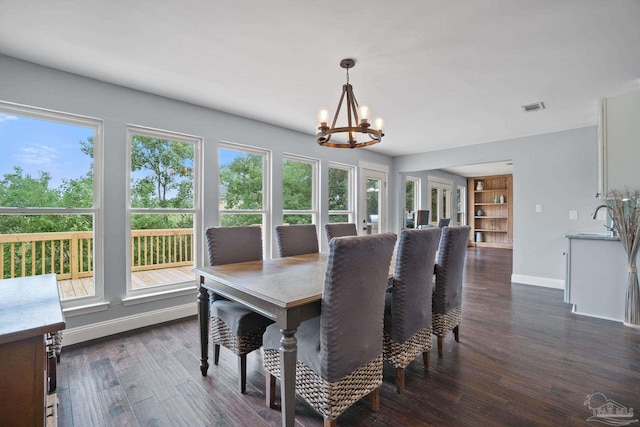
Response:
[597,210,607,220]
[536,204,543,213]
[569,210,578,220]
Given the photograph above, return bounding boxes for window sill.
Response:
[63,301,110,317]
[122,285,198,306]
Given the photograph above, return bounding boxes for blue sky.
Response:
[0,112,251,191]
[0,113,93,188]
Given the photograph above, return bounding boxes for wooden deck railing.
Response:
[0,228,193,280]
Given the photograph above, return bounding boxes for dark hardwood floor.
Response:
[57,247,640,426]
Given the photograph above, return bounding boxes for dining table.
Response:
[194,252,329,427]
[194,249,397,427]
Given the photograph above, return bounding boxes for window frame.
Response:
[282,153,319,225]
[218,141,271,256]
[327,162,355,224]
[405,176,420,228]
[0,101,105,313]
[124,125,202,301]
[456,185,466,226]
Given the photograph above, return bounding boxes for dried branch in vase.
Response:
[605,188,640,328]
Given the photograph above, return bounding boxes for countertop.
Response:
[564,232,620,241]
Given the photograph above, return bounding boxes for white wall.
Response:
[393,126,602,287]
[0,55,392,335]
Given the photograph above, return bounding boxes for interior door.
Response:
[360,168,387,234]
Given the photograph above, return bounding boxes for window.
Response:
[456,186,466,225]
[0,102,102,305]
[405,176,420,228]
[282,155,317,225]
[429,177,453,224]
[127,126,201,294]
[328,163,354,223]
[218,143,269,242]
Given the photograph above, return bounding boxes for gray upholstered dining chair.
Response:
[437,218,451,228]
[205,226,274,393]
[263,233,397,427]
[324,222,357,243]
[432,225,471,357]
[383,227,440,394]
[274,224,319,257]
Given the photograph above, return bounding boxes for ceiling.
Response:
[1,1,639,157]
[441,161,513,178]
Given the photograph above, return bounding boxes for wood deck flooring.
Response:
[56,247,640,426]
[57,266,195,299]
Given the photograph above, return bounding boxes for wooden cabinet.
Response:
[467,174,513,249]
[0,274,65,426]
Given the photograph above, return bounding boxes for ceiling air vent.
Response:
[522,102,545,112]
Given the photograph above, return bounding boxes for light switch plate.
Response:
[536,204,543,213]
[569,210,578,220]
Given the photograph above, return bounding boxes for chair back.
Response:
[433,226,471,314]
[205,226,263,265]
[320,233,397,382]
[324,223,358,243]
[389,228,441,342]
[415,210,430,228]
[275,224,319,257]
[438,218,451,228]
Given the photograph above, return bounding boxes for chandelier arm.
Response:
[331,86,347,129]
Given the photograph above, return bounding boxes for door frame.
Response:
[358,161,389,234]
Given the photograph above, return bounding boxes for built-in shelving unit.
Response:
[467,174,513,249]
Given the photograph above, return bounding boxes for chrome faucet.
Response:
[591,204,607,220]
[592,204,618,236]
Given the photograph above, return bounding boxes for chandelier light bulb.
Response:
[317,108,329,127]
[358,105,370,124]
[374,117,384,132]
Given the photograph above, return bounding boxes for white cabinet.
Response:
[564,235,630,322]
[600,91,640,195]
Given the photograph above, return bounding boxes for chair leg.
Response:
[423,350,429,370]
[438,336,444,358]
[370,387,380,412]
[266,373,276,408]
[395,367,405,394]
[238,354,247,393]
[453,325,459,342]
[214,344,220,365]
[324,418,337,427]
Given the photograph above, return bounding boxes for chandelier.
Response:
[316,58,384,149]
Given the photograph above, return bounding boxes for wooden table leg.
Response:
[279,328,297,427]
[198,277,210,376]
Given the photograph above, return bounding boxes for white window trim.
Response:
[358,161,389,233]
[457,185,467,226]
[0,101,105,310]
[405,175,421,228]
[327,162,356,223]
[428,176,454,224]
[126,125,202,297]
[218,141,271,257]
[282,153,319,225]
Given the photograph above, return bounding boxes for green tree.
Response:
[219,153,264,227]
[130,136,194,208]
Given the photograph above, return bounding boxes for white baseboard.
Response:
[62,302,197,346]
[511,274,565,289]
